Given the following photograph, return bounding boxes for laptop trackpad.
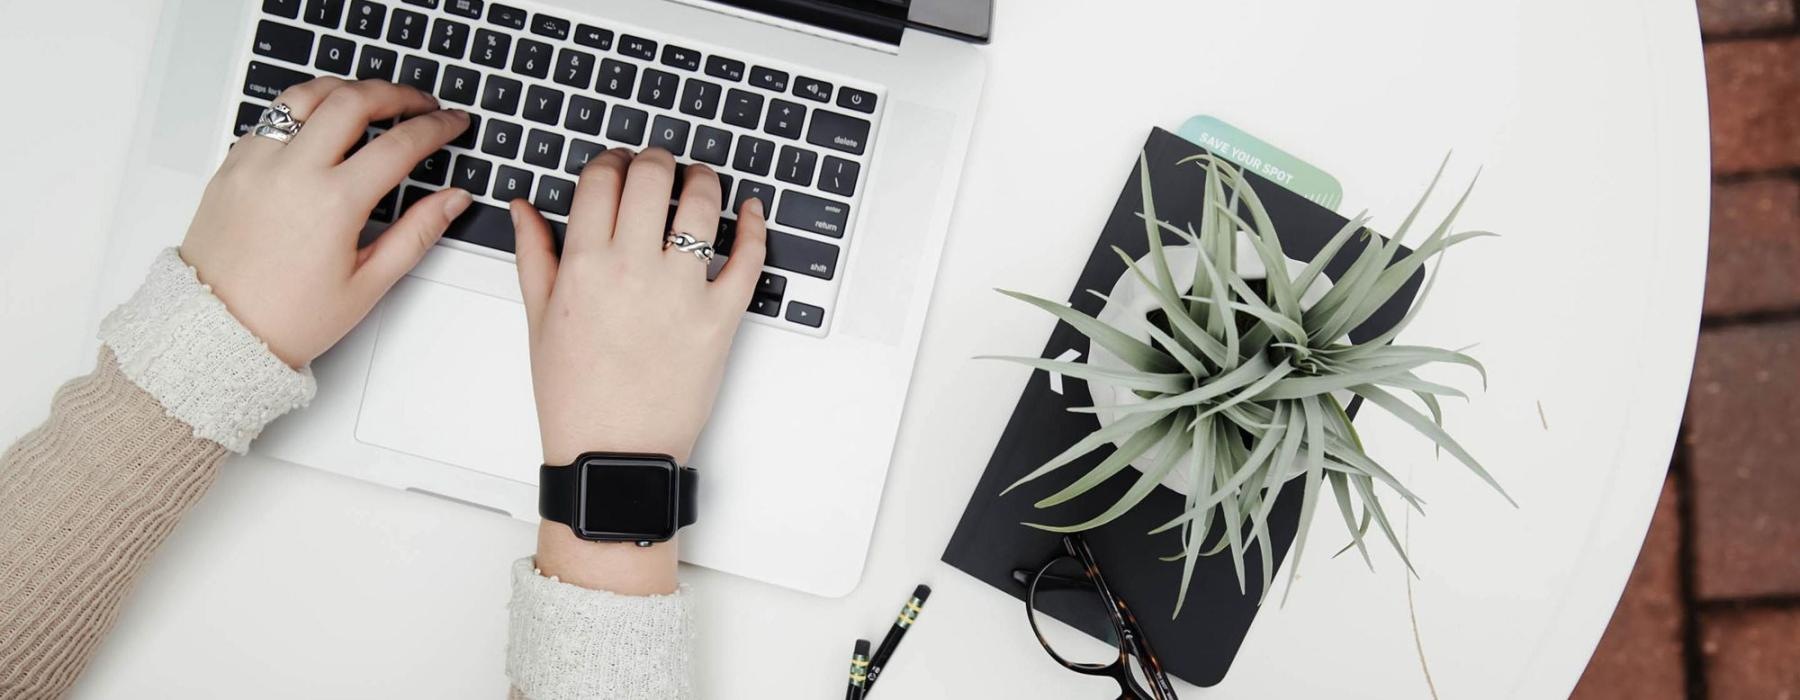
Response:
[355,277,542,486]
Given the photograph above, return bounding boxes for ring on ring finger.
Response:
[663,230,715,263]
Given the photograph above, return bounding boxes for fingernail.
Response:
[746,198,765,218]
[443,189,473,219]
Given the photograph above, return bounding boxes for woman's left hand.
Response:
[180,78,473,368]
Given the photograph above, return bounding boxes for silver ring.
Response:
[663,231,715,263]
[252,102,303,144]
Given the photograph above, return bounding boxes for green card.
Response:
[1176,115,1343,210]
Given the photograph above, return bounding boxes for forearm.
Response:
[0,249,314,698]
[0,350,229,698]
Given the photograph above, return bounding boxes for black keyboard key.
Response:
[522,85,563,125]
[397,55,437,92]
[265,0,302,19]
[480,74,522,114]
[691,125,730,166]
[451,154,492,195]
[818,156,859,197]
[315,35,355,74]
[757,272,786,298]
[493,165,532,203]
[511,38,552,78]
[748,296,779,317]
[553,48,595,89]
[357,45,397,80]
[564,138,605,175]
[253,21,314,65]
[443,199,536,252]
[678,79,721,120]
[715,218,737,254]
[534,175,576,215]
[486,3,526,29]
[837,86,876,113]
[749,65,787,92]
[618,34,655,60]
[717,173,734,209]
[648,115,690,156]
[785,301,824,327]
[523,129,564,169]
[636,69,678,109]
[371,187,400,222]
[564,95,605,135]
[763,99,804,139]
[471,28,510,69]
[776,191,850,238]
[345,0,385,38]
[732,179,775,217]
[233,102,264,136]
[793,76,831,103]
[451,113,480,148]
[775,146,817,187]
[439,64,480,105]
[304,0,345,28]
[705,55,745,82]
[661,44,700,71]
[766,230,838,280]
[596,59,636,99]
[574,23,613,50]
[428,18,470,59]
[243,60,311,100]
[481,118,523,158]
[606,105,648,145]
[806,110,870,155]
[445,0,482,19]
[530,13,569,39]
[402,0,437,8]
[722,88,761,129]
[387,8,427,48]
[732,135,774,176]
[411,148,451,185]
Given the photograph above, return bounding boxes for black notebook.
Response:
[941,127,1423,686]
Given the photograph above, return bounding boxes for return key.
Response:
[776,191,851,238]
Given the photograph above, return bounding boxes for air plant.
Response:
[987,153,1508,615]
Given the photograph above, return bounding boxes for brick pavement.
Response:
[1572,2,1800,697]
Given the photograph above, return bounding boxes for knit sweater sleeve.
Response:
[0,249,696,699]
[0,249,314,698]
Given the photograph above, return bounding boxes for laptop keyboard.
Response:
[235,0,886,335]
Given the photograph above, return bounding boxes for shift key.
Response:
[775,191,850,238]
[765,229,839,280]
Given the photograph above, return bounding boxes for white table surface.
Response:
[0,0,1709,697]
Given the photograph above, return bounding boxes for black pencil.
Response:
[862,584,931,695]
[846,638,871,700]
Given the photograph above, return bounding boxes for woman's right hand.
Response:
[511,148,766,594]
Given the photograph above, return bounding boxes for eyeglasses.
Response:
[1012,534,1180,700]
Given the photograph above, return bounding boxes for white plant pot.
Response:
[1085,232,1333,496]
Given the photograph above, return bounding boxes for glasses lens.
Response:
[1028,556,1123,667]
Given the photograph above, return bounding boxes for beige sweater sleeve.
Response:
[0,349,229,698]
[0,249,692,699]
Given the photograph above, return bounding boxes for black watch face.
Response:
[577,455,678,540]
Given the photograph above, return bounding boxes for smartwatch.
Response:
[540,452,698,546]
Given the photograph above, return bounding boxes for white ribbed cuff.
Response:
[507,557,694,700]
[98,248,316,453]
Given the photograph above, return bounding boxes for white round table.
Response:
[0,0,1708,697]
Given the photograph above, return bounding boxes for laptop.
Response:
[94,0,989,597]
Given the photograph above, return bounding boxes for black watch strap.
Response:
[539,462,698,533]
